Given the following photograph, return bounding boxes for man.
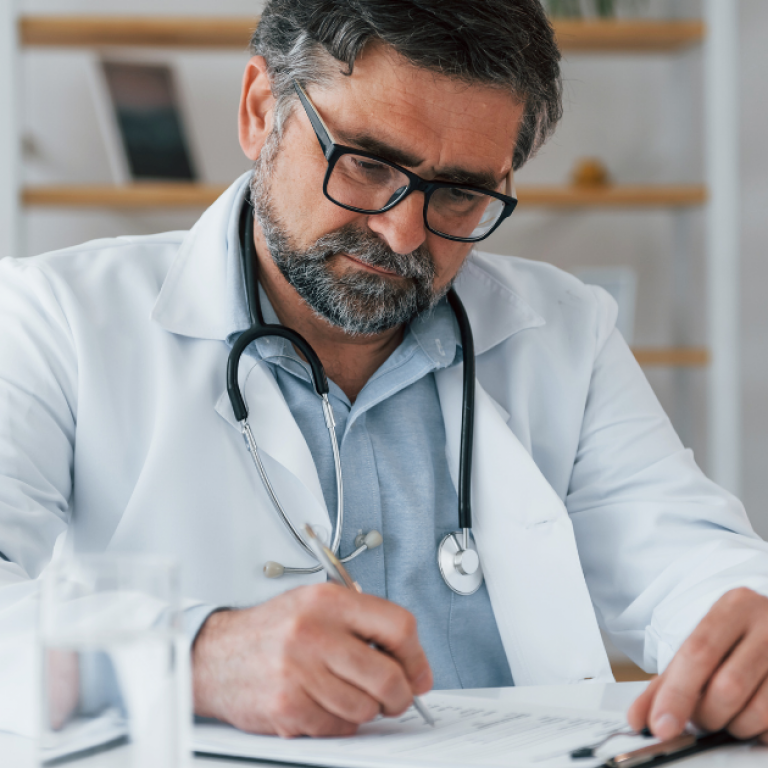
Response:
[2,0,768,744]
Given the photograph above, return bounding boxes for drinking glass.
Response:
[39,554,189,767]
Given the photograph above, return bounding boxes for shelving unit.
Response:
[1,7,740,492]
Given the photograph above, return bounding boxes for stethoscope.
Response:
[226,202,483,595]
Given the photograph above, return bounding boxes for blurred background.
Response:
[0,0,765,675]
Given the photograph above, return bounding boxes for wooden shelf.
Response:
[22,184,707,210]
[20,16,258,48]
[22,183,229,209]
[632,347,709,367]
[19,16,703,53]
[552,19,705,53]
[518,185,707,208]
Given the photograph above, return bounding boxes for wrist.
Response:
[192,608,233,718]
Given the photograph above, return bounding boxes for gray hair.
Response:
[250,0,562,171]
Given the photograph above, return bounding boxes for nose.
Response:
[366,191,428,255]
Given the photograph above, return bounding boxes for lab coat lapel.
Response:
[214,358,333,537]
[151,172,332,537]
[434,365,613,685]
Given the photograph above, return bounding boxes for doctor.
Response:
[2,0,768,745]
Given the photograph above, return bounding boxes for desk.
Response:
[2,683,765,767]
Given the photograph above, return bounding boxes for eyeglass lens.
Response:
[327,153,505,241]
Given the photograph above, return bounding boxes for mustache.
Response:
[308,225,436,282]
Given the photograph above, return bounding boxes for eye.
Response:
[347,156,393,181]
[447,188,481,204]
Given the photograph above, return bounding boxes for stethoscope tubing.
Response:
[228,199,479,588]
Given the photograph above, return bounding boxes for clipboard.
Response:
[603,730,741,767]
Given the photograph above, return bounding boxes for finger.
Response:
[693,629,768,732]
[341,593,432,692]
[325,635,414,716]
[725,673,768,740]
[648,595,749,740]
[627,675,663,732]
[302,661,383,724]
[269,687,359,739]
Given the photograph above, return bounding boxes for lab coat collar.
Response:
[151,173,545,355]
[453,253,545,356]
[151,173,251,340]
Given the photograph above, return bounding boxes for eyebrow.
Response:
[335,129,502,191]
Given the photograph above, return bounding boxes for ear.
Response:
[239,56,276,161]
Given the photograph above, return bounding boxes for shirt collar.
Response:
[151,173,544,354]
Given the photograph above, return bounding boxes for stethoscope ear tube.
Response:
[446,289,475,531]
[227,204,330,423]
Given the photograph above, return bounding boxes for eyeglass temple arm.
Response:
[293,80,336,159]
[505,168,516,199]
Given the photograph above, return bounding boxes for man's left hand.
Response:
[628,587,768,744]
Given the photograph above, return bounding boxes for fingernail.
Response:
[653,713,680,739]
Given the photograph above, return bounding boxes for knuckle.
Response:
[710,668,751,707]
[376,665,405,699]
[283,612,318,647]
[727,692,768,739]
[399,611,417,638]
[389,610,417,645]
[684,633,718,665]
[721,587,756,610]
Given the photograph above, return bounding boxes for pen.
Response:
[302,524,436,728]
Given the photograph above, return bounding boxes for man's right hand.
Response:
[191,583,433,737]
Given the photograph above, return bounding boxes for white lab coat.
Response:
[1,175,767,735]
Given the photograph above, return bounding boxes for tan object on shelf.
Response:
[571,157,611,188]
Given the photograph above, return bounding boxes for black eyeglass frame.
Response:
[292,81,518,243]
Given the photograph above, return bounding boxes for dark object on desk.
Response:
[604,730,741,767]
[572,727,652,758]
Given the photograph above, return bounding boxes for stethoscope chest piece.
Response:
[437,532,483,596]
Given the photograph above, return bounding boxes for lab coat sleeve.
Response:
[0,258,78,735]
[567,288,768,674]
[0,258,215,736]
[0,258,76,583]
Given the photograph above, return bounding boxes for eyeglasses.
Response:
[293,81,518,243]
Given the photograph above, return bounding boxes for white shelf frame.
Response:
[0,1,19,261]
[704,0,741,494]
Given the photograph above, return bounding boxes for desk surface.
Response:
[3,682,766,767]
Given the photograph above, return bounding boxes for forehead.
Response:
[305,42,523,181]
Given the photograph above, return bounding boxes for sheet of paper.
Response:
[193,692,657,768]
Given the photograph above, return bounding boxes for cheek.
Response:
[266,156,365,247]
[430,239,473,288]
[262,125,364,248]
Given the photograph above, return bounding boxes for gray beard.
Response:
[249,139,446,336]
